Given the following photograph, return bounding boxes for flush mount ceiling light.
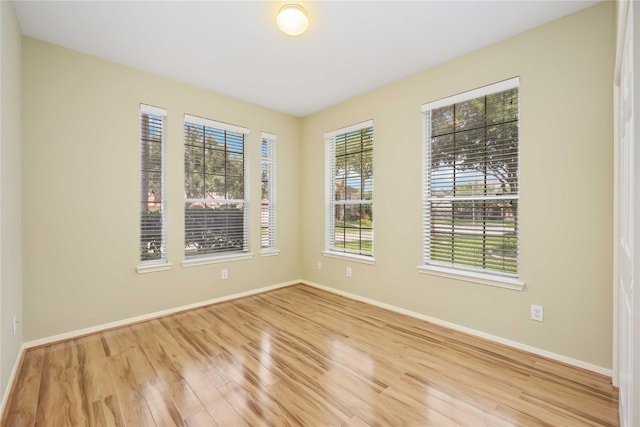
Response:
[277,4,309,36]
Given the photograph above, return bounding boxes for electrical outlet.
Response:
[346,267,352,277]
[530,305,544,322]
[221,269,228,280]
[12,316,17,337]
[317,261,322,270]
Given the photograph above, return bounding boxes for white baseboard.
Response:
[300,280,613,378]
[20,277,612,378]
[24,280,299,349]
[0,344,26,418]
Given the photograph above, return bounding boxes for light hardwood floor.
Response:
[2,284,618,426]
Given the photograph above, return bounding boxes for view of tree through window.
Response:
[424,79,519,275]
[140,105,166,263]
[326,122,374,257]
[184,117,248,257]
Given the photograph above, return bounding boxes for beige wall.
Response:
[301,2,615,369]
[22,38,302,340]
[0,0,23,395]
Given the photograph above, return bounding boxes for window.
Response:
[260,133,278,254]
[421,78,521,288]
[183,115,250,263]
[324,120,374,261]
[138,104,169,273]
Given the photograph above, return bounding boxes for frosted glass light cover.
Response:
[277,4,308,36]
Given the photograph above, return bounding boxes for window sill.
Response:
[137,262,172,274]
[322,251,375,265]
[182,252,253,268]
[260,249,280,257]
[417,264,524,291]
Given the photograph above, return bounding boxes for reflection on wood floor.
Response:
[2,284,619,426]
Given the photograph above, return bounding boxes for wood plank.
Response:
[162,379,206,421]
[108,350,157,426]
[2,348,43,427]
[185,374,245,426]
[342,415,371,427]
[184,411,217,427]
[35,365,90,426]
[140,377,184,427]
[80,356,116,403]
[89,394,125,427]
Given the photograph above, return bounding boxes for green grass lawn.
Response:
[335,239,373,255]
[431,234,517,274]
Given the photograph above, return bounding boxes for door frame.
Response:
[613,0,639,425]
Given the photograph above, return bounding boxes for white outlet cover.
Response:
[530,304,544,322]
[346,267,352,277]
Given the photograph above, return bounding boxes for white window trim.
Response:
[140,104,166,117]
[137,262,173,274]
[324,120,373,139]
[260,249,280,257]
[184,114,250,136]
[417,264,524,291]
[420,78,521,289]
[182,252,254,268]
[421,77,519,112]
[322,250,375,265]
[260,132,277,253]
[324,120,375,259]
[138,104,168,271]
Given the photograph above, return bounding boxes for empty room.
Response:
[0,0,638,425]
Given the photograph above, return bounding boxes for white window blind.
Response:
[184,115,250,258]
[261,133,277,251]
[140,104,167,264]
[422,77,519,277]
[325,120,374,257]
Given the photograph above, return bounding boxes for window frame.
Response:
[323,120,375,264]
[419,78,524,290]
[137,104,171,274]
[260,132,279,256]
[182,114,253,267]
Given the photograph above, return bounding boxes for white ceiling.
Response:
[14,1,598,117]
